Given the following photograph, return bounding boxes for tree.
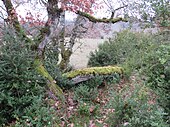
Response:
[1,0,128,97]
[129,0,170,29]
[145,0,170,28]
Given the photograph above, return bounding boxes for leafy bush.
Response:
[88,46,117,66]
[69,102,100,126]
[54,71,74,89]
[0,29,55,126]
[141,44,170,121]
[88,30,153,68]
[106,84,168,127]
[88,30,170,122]
[74,85,98,102]
[15,96,58,127]
[44,43,74,89]
[44,42,59,78]
[73,74,117,102]
[121,31,170,120]
[77,102,91,116]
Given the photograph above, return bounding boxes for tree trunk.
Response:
[34,59,63,97]
[37,0,65,97]
[2,0,31,43]
[2,0,64,98]
[58,11,70,70]
[58,15,88,71]
[2,0,128,98]
[63,66,124,84]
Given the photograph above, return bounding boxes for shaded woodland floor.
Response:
[51,74,158,127]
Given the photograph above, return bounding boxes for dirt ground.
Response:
[69,38,105,69]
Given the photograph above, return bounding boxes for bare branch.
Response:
[0,5,6,12]
[0,10,6,20]
[110,4,128,19]
[114,4,128,12]
[0,15,5,20]
[76,11,128,23]
[2,0,31,43]
[102,0,113,10]
[39,0,48,6]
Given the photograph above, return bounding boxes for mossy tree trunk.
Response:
[2,0,128,97]
[34,59,63,97]
[58,15,88,71]
[36,0,65,97]
[62,66,124,84]
[59,48,72,71]
[63,66,123,78]
[2,0,64,98]
[57,11,70,71]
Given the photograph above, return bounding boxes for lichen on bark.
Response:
[63,66,124,78]
[34,58,64,98]
[2,0,32,43]
[76,11,128,23]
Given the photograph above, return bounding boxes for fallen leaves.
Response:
[89,106,95,113]
[47,74,158,126]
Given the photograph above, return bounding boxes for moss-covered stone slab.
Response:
[63,66,123,79]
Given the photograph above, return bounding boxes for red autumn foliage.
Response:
[61,0,98,14]
[17,0,103,29]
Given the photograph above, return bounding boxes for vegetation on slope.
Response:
[0,29,169,126]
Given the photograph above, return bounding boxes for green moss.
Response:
[77,11,128,23]
[40,27,50,34]
[59,49,72,70]
[34,58,53,81]
[63,66,123,78]
[34,58,64,97]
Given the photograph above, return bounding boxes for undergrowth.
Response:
[0,29,59,126]
[1,28,169,126]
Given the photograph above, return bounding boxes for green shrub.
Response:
[141,44,170,121]
[88,30,153,69]
[15,96,58,127]
[77,102,91,117]
[69,102,100,126]
[44,42,59,78]
[106,84,168,127]
[88,30,170,122]
[73,74,114,102]
[0,30,51,126]
[115,31,170,121]
[88,45,117,66]
[84,75,104,88]
[44,43,74,89]
[74,85,98,102]
[54,71,74,89]
[128,108,168,127]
